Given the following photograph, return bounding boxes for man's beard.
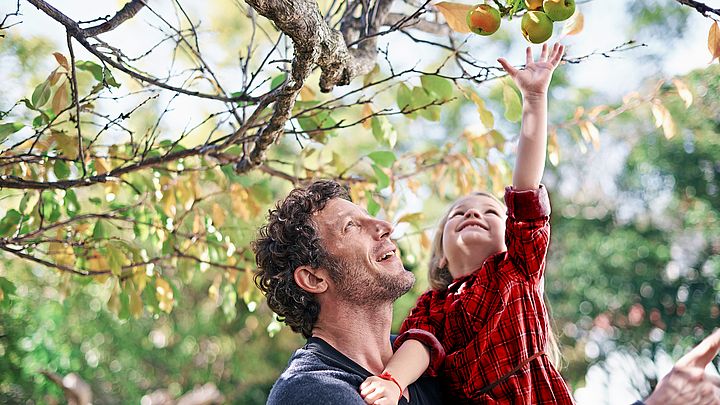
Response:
[323,255,415,304]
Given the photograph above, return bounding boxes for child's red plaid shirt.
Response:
[396,186,575,404]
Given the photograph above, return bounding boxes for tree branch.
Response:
[81,0,146,37]
[26,0,257,103]
[674,0,720,18]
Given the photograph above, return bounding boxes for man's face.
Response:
[313,198,414,304]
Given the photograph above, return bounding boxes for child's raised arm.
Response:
[359,340,431,405]
[498,43,564,191]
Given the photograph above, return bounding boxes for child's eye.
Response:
[486,210,500,216]
[451,211,463,217]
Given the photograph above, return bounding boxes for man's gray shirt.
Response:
[267,337,442,405]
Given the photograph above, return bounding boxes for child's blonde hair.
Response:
[426,191,563,368]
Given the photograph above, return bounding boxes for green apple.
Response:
[543,0,575,22]
[521,11,553,44]
[525,0,543,11]
[466,4,501,36]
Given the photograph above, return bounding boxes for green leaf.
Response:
[367,151,396,168]
[420,105,441,122]
[365,191,380,216]
[31,80,52,109]
[76,60,104,81]
[0,209,22,237]
[502,82,522,123]
[396,83,415,117]
[53,159,71,179]
[106,243,125,276]
[421,75,453,100]
[64,189,80,217]
[371,163,390,190]
[0,123,24,142]
[270,73,287,90]
[93,219,108,239]
[371,116,397,149]
[411,87,440,121]
[77,61,120,88]
[0,276,16,305]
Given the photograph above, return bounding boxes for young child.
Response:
[359,43,574,404]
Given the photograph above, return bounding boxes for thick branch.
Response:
[674,0,720,18]
[81,0,146,37]
[235,0,395,172]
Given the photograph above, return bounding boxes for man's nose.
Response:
[371,218,393,239]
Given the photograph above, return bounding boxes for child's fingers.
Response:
[539,43,549,62]
[550,44,564,67]
[497,58,518,77]
[363,389,384,404]
[360,382,376,397]
[525,46,533,66]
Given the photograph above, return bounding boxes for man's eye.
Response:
[344,221,354,231]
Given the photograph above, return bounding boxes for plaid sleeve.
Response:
[503,185,551,284]
[396,291,446,376]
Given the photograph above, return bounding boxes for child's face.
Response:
[441,194,506,272]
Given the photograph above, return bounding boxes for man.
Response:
[253,180,442,404]
[254,179,720,404]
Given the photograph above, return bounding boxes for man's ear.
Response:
[294,266,329,294]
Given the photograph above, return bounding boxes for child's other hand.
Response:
[498,42,564,99]
[360,375,401,405]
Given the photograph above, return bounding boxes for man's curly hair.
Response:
[253,180,350,338]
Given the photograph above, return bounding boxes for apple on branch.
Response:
[521,11,554,43]
[466,4,501,36]
[543,0,576,22]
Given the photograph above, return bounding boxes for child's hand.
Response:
[498,42,564,98]
[360,375,401,405]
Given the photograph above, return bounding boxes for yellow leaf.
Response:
[396,212,424,225]
[52,82,69,115]
[579,121,600,150]
[51,131,78,160]
[548,127,560,166]
[94,157,109,175]
[161,188,176,217]
[0,288,4,302]
[651,100,667,128]
[420,231,431,250]
[709,21,720,63]
[299,84,315,101]
[107,283,121,315]
[208,274,222,304]
[662,113,676,139]
[434,2,473,34]
[192,211,204,234]
[211,203,226,228]
[155,277,175,313]
[53,52,69,70]
[561,10,584,36]
[129,289,143,318]
[48,242,76,268]
[238,268,253,303]
[362,104,374,129]
[672,79,693,108]
[469,92,494,130]
[230,184,251,220]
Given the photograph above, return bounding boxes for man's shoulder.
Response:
[267,348,365,405]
